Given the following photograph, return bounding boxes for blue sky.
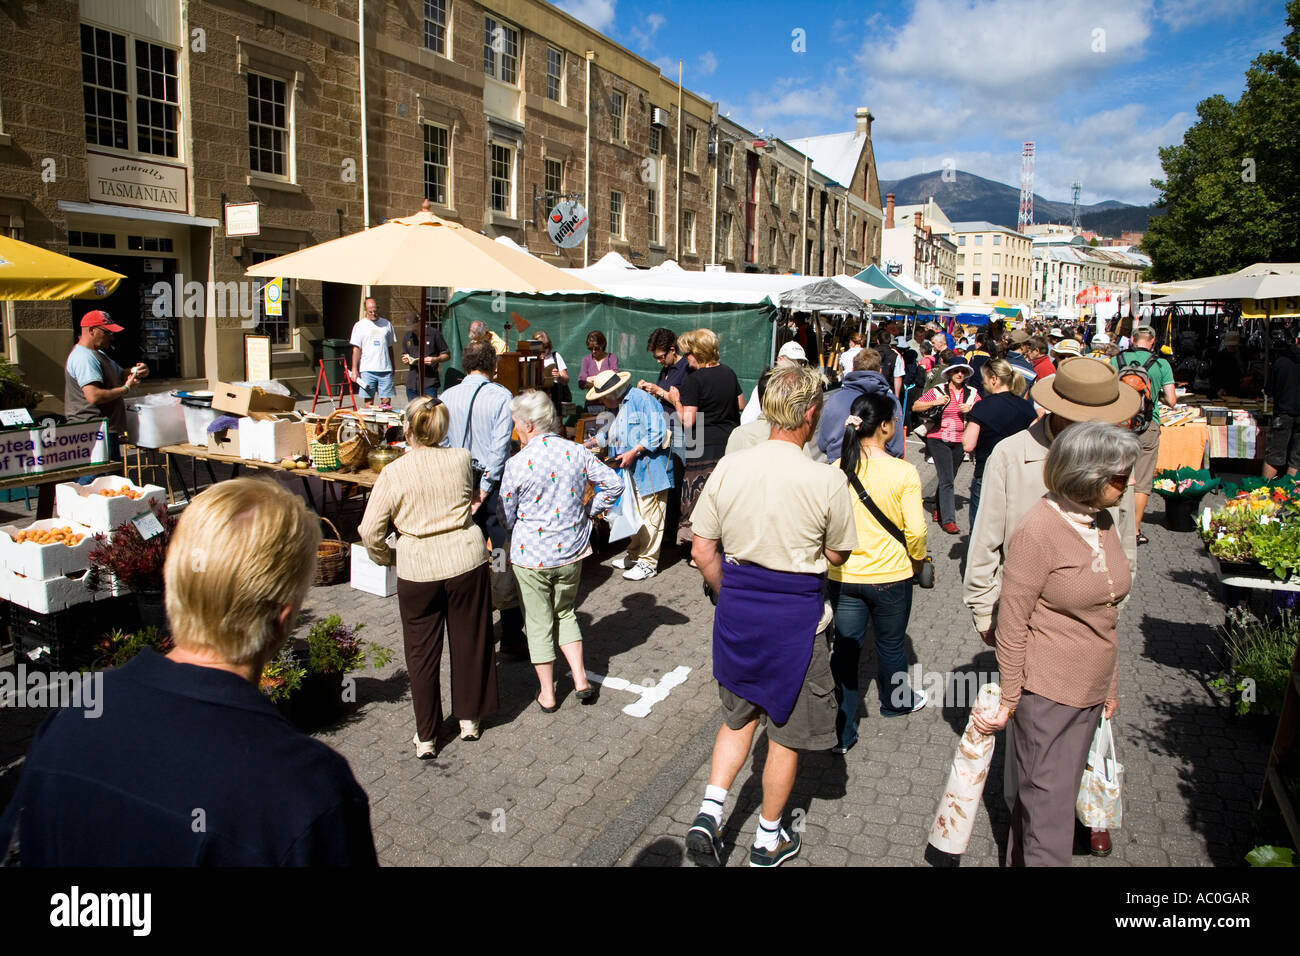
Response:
[551,0,1289,206]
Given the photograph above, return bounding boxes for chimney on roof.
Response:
[885,193,895,229]
[855,107,872,136]
[914,212,922,229]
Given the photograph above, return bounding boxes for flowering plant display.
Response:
[1152,467,1220,499]
[1201,485,1300,578]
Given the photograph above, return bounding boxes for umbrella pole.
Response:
[418,319,426,396]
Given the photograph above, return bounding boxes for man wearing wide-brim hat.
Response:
[963,358,1139,860]
[1052,338,1083,362]
[584,369,674,582]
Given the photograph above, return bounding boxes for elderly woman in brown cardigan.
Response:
[972,420,1139,866]
[359,397,498,758]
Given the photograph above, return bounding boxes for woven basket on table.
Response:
[309,440,341,471]
[325,409,374,468]
[313,517,348,586]
[304,414,338,446]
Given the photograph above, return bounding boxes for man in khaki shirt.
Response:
[685,365,857,868]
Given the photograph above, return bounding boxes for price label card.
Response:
[0,408,34,427]
[132,511,165,540]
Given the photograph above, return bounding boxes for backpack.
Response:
[1119,351,1160,434]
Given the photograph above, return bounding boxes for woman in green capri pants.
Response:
[499,390,623,712]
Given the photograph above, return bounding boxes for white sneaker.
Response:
[459,719,481,741]
[623,561,658,581]
[609,555,636,570]
[412,732,436,759]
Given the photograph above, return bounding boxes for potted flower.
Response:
[86,499,178,633]
[265,614,392,729]
[93,625,174,669]
[1153,467,1220,532]
[1211,608,1299,720]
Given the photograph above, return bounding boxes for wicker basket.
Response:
[304,414,337,446]
[314,517,348,586]
[326,409,374,469]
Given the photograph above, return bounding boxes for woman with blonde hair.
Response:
[674,327,744,553]
[360,396,498,756]
[963,358,1036,525]
[500,390,623,711]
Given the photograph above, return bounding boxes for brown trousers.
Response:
[1007,691,1104,867]
[397,564,498,744]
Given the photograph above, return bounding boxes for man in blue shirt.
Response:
[441,341,524,651]
[0,478,377,866]
[64,310,149,459]
[587,369,673,581]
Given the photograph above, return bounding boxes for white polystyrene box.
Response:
[350,543,397,597]
[0,519,95,579]
[183,405,219,446]
[125,402,187,449]
[55,476,166,534]
[3,568,97,614]
[237,415,308,463]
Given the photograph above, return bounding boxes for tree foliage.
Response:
[1143,1,1300,280]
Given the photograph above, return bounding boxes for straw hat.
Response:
[1030,360,1140,424]
[1053,338,1082,358]
[585,368,633,401]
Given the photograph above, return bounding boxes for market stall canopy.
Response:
[778,277,868,314]
[554,264,829,305]
[1143,262,1300,297]
[853,264,933,308]
[0,235,124,301]
[244,204,598,293]
[887,271,941,310]
[1151,271,1300,306]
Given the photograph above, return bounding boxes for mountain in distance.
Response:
[879,169,1155,233]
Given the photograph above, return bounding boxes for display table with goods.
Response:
[1201,480,1300,590]
[1155,405,1211,473]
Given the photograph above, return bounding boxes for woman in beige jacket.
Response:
[359,397,498,757]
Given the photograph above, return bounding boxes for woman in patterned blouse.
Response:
[499,390,623,712]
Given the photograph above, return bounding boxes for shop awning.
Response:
[0,234,124,300]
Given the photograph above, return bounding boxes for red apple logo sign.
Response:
[546,200,589,249]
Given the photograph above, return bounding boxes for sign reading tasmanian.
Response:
[86,152,188,214]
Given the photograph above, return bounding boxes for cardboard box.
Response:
[238,413,307,463]
[55,476,166,534]
[0,519,95,579]
[211,382,295,420]
[350,542,397,597]
[208,424,241,458]
[125,402,187,448]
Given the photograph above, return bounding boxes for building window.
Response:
[956,273,964,296]
[483,16,519,85]
[610,190,624,238]
[423,123,450,206]
[973,253,981,265]
[768,228,777,263]
[649,125,661,156]
[974,235,983,246]
[648,188,660,244]
[991,273,1000,296]
[721,143,733,186]
[81,25,180,159]
[957,253,965,265]
[790,175,798,211]
[544,158,563,200]
[683,125,696,169]
[489,143,513,214]
[993,234,1002,245]
[992,253,1000,265]
[248,251,292,346]
[957,235,966,246]
[247,72,289,177]
[68,231,118,249]
[719,213,732,258]
[683,210,696,252]
[545,47,563,102]
[790,234,798,271]
[610,90,626,142]
[424,0,448,55]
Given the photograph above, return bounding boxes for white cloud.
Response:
[627,12,666,50]
[1155,0,1243,31]
[552,0,616,32]
[697,50,718,77]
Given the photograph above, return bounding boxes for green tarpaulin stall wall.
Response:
[444,291,780,399]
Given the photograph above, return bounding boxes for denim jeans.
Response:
[829,578,920,749]
[925,437,964,524]
[969,474,983,527]
[405,384,439,403]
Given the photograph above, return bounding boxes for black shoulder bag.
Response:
[846,469,935,588]
[462,380,489,488]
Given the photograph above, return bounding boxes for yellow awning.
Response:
[0,235,124,301]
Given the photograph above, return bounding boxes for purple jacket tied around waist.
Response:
[713,562,824,724]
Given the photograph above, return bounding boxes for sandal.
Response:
[536,695,560,713]
[575,685,598,704]
[1136,532,1149,546]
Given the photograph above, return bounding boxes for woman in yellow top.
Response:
[829,390,929,754]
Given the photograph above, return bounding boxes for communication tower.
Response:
[1017,142,1035,232]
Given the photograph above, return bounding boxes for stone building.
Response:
[0,0,881,403]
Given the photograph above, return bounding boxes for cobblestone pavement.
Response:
[0,440,1275,867]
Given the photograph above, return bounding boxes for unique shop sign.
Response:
[86,151,188,214]
[547,200,590,249]
[0,420,110,481]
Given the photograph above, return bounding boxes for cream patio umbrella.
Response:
[245,201,599,391]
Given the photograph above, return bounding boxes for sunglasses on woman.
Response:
[1106,471,1131,491]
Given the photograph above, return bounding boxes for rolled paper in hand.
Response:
[928,683,1002,855]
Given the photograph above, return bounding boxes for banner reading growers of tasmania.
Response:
[0,420,110,481]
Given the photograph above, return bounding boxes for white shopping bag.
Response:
[605,473,643,543]
[1075,716,1124,829]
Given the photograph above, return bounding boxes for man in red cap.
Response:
[65,310,148,456]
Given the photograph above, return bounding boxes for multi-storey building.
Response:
[880,195,955,298]
[0,0,880,402]
[944,221,1033,304]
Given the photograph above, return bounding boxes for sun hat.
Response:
[585,368,633,401]
[80,310,124,333]
[1093,332,1111,346]
[1053,338,1083,358]
[1048,326,1065,339]
[1030,360,1140,424]
[1008,329,1031,346]
[777,341,807,362]
[942,363,974,379]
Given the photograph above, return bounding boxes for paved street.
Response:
[0,440,1274,866]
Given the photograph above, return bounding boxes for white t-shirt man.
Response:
[350,316,396,372]
[839,347,863,376]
